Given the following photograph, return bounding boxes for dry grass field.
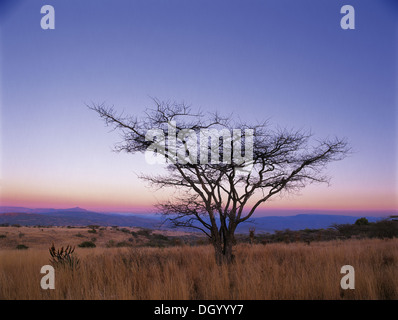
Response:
[0,226,397,300]
[0,226,197,249]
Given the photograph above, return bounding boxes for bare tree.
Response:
[89,99,350,264]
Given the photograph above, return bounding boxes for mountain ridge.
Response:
[0,206,387,233]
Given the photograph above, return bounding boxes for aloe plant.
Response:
[49,243,80,270]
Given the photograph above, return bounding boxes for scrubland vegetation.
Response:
[0,228,397,299]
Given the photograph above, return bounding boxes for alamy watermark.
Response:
[144,121,254,173]
[40,265,55,290]
[340,265,355,290]
[40,4,354,31]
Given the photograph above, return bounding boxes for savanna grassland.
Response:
[0,226,397,300]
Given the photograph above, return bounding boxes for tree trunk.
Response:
[213,240,224,266]
[223,238,234,263]
[212,233,235,265]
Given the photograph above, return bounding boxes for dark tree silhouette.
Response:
[90,100,350,264]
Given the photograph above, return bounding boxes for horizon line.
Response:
[0,204,396,217]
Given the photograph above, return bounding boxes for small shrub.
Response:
[116,241,131,247]
[78,241,96,248]
[137,228,152,237]
[0,234,6,239]
[106,240,116,248]
[49,243,80,270]
[16,244,28,250]
[355,217,369,226]
[152,233,169,241]
[370,220,398,239]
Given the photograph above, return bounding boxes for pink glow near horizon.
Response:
[1,160,396,215]
[1,192,396,215]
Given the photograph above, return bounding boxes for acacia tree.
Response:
[90,100,350,264]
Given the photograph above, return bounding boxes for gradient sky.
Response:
[0,0,397,215]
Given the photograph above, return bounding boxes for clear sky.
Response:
[0,0,397,215]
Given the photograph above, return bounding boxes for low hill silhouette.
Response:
[0,206,386,233]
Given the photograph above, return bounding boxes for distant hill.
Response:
[236,214,382,233]
[0,207,162,229]
[0,206,387,233]
[0,206,90,214]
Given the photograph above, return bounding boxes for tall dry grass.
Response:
[0,238,397,300]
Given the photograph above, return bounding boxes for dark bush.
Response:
[137,228,152,237]
[116,241,131,247]
[78,241,96,248]
[370,220,398,239]
[152,233,169,241]
[106,240,116,248]
[355,217,369,226]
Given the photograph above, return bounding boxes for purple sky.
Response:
[0,0,397,215]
